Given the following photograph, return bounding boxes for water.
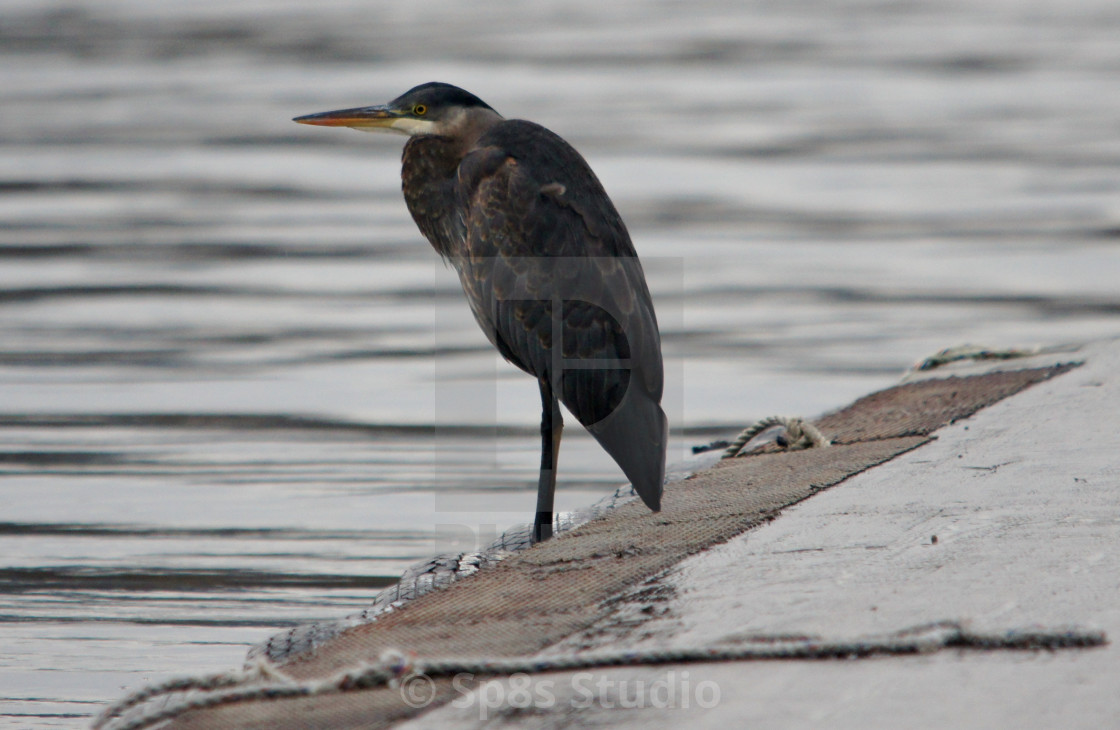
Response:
[2,0,1119,726]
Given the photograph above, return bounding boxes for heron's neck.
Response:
[401,136,464,258]
[448,107,504,152]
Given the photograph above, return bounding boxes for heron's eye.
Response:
[413,104,428,116]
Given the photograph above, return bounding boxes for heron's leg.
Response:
[533,377,563,543]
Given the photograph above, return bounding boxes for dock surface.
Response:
[97,337,1120,729]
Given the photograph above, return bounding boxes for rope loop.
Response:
[722,416,831,459]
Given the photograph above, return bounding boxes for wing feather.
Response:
[450,120,666,507]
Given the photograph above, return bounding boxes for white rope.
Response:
[94,622,1104,730]
[722,415,831,459]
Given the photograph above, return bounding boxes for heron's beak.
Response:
[294,105,398,128]
[293,105,433,136]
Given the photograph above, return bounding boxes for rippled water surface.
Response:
[3,0,1120,725]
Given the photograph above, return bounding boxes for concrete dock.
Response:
[97,337,1120,729]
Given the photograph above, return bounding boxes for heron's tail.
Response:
[584,384,667,512]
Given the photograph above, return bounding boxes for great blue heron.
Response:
[295,82,666,542]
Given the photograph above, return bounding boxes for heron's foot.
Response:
[532,513,554,543]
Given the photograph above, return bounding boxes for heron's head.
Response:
[293,82,502,138]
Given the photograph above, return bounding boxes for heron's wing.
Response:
[455,120,663,410]
[452,121,667,507]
